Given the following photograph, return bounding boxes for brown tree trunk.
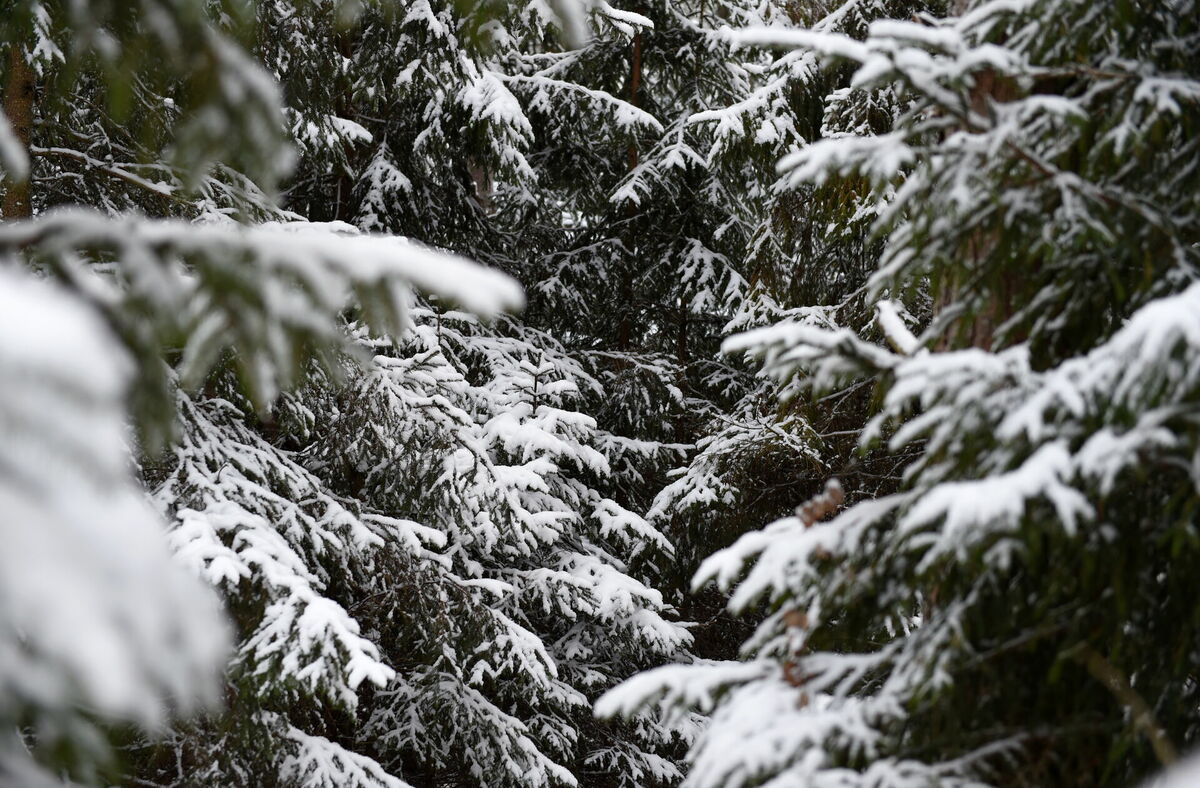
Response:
[616,29,643,353]
[2,45,34,219]
[934,66,1020,351]
[926,0,1023,350]
[332,30,357,222]
[468,157,493,215]
[625,30,642,174]
[674,295,692,441]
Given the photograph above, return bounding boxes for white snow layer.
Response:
[0,267,230,728]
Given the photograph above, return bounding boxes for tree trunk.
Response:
[616,29,643,353]
[332,30,357,222]
[2,44,34,219]
[468,157,493,215]
[625,30,642,174]
[674,295,692,441]
[934,65,1020,351]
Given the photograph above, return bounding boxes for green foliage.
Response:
[602,1,1200,786]
[1,0,289,192]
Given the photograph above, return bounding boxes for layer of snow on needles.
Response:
[0,267,228,728]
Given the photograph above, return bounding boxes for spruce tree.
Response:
[11,1,701,785]
[639,0,936,672]
[603,0,1200,785]
[0,1,523,785]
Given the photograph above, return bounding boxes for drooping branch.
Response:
[31,145,182,202]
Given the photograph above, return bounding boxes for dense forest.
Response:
[1,0,1199,786]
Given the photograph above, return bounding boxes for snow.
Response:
[0,111,28,180]
[0,209,526,411]
[900,442,1091,568]
[730,27,870,63]
[777,131,913,187]
[0,208,524,320]
[282,722,416,788]
[2,0,758,783]
[21,0,1197,784]
[331,115,374,144]
[543,0,594,46]
[875,299,918,355]
[0,267,228,765]
[161,393,396,710]
[596,661,772,719]
[596,1,653,35]
[1143,753,1200,788]
[595,0,1200,778]
[506,73,663,133]
[719,281,1200,598]
[272,302,691,784]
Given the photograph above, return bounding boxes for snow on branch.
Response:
[0,210,524,410]
[0,267,228,770]
[0,209,523,318]
[714,282,1200,609]
[595,660,772,720]
[729,27,870,62]
[0,110,29,180]
[874,300,919,355]
[505,73,664,133]
[161,393,397,709]
[282,722,415,788]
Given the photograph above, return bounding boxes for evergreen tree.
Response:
[641,0,934,668]
[0,1,522,785]
[603,0,1200,785]
[16,0,1198,786]
[124,3,702,784]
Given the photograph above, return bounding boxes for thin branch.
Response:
[1076,645,1178,767]
[30,145,184,202]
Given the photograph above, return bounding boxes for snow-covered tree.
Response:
[0,2,697,786]
[314,307,693,786]
[0,1,289,780]
[0,262,228,788]
[1,0,291,223]
[1,2,529,786]
[602,0,1200,786]
[636,0,935,657]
